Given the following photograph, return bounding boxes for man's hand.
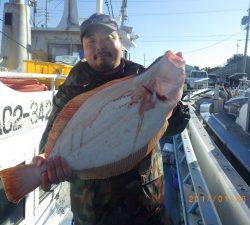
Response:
[32,155,74,192]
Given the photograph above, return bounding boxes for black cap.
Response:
[80,13,118,40]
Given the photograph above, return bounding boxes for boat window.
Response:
[190,71,208,78]
[0,172,25,225]
[48,44,70,62]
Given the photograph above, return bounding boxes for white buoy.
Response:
[0,0,31,71]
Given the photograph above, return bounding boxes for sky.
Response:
[0,0,250,68]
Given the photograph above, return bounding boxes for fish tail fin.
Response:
[0,164,42,204]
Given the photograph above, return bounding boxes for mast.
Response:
[242,2,250,74]
[57,0,79,29]
[1,0,31,71]
[97,0,103,13]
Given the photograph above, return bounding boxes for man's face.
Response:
[82,26,123,72]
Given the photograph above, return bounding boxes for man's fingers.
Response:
[47,158,59,184]
[39,156,72,192]
[41,172,51,192]
[176,52,183,58]
[32,156,45,167]
[43,156,73,185]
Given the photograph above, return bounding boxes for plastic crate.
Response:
[24,60,73,89]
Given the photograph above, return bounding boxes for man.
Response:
[33,13,189,225]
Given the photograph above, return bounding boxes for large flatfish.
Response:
[0,51,185,203]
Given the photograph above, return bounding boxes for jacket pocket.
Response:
[138,145,165,211]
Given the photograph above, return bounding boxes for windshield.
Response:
[54,55,79,66]
[190,71,208,78]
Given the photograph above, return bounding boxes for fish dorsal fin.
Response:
[44,75,132,158]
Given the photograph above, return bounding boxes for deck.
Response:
[202,112,250,174]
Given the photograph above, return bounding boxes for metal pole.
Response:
[242,2,250,73]
[97,0,103,13]
[33,8,35,27]
[2,0,31,71]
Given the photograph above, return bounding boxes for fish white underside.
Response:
[50,74,174,171]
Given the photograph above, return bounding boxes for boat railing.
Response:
[173,131,222,225]
[175,108,250,225]
[0,71,67,91]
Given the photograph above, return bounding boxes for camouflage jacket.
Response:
[39,59,185,225]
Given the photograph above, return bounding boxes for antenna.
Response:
[28,0,37,27]
[242,1,250,73]
[45,0,48,27]
[236,43,240,54]
[143,53,146,67]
